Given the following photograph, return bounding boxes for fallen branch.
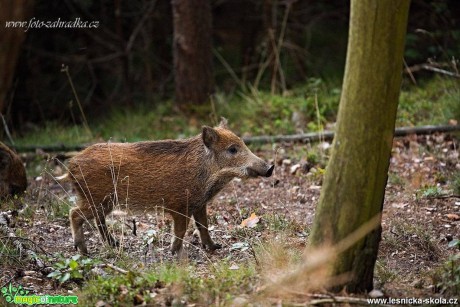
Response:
[406,63,460,78]
[6,124,460,152]
[305,293,391,307]
[99,263,129,275]
[428,194,460,200]
[308,297,376,306]
[243,125,460,144]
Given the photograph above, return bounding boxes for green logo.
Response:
[1,283,78,305]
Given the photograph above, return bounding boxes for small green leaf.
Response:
[68,259,79,270]
[448,239,460,248]
[56,262,67,269]
[71,254,81,261]
[81,258,92,265]
[71,271,83,279]
[47,271,61,278]
[60,272,71,284]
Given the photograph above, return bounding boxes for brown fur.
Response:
[67,121,274,255]
[0,142,27,199]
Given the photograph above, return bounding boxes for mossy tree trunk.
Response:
[172,0,214,114]
[309,0,411,293]
[0,0,34,114]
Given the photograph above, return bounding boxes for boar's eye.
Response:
[227,145,238,155]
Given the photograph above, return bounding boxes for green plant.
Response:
[306,152,319,165]
[142,229,158,247]
[451,172,460,196]
[388,172,405,187]
[306,167,326,183]
[45,200,71,220]
[0,194,27,214]
[47,254,100,284]
[0,239,21,266]
[374,260,398,287]
[398,77,460,126]
[79,262,256,306]
[417,185,443,199]
[435,253,460,295]
[264,214,304,234]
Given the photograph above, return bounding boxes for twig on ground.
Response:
[305,293,390,307]
[100,263,129,275]
[428,194,460,199]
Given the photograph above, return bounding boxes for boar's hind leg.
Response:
[70,206,90,254]
[170,213,190,256]
[70,201,118,254]
[193,206,221,251]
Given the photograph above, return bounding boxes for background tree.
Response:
[0,0,33,115]
[309,0,411,293]
[1,0,457,129]
[172,0,214,114]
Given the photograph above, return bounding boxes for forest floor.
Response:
[1,132,459,306]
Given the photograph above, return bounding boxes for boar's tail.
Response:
[54,173,69,181]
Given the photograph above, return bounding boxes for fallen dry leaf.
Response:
[240,213,260,228]
[445,213,460,221]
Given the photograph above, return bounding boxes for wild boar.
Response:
[67,120,274,255]
[0,142,27,199]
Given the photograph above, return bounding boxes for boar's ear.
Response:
[202,126,219,148]
[218,117,228,129]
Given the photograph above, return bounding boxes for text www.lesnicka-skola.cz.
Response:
[5,17,99,32]
[367,297,458,305]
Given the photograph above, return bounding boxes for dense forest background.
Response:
[2,0,460,133]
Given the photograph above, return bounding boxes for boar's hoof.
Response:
[108,238,119,248]
[75,244,89,256]
[204,242,222,251]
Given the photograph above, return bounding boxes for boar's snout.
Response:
[265,164,275,177]
[247,163,274,178]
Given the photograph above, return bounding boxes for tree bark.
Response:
[309,0,411,293]
[0,0,34,114]
[172,0,214,113]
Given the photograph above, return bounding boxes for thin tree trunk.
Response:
[172,0,213,113]
[309,0,411,293]
[0,0,34,114]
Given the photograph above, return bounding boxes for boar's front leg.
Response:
[193,205,221,251]
[95,211,119,248]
